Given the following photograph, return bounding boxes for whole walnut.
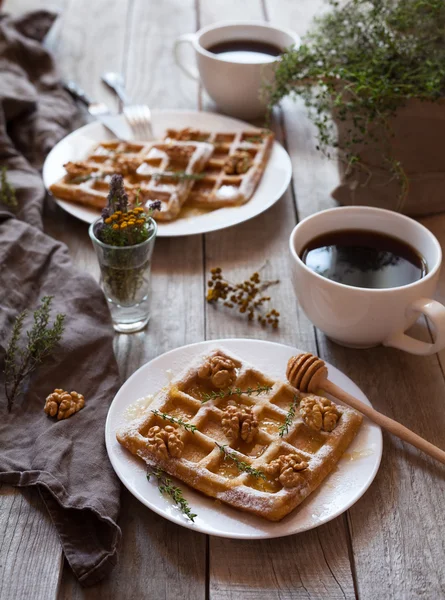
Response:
[147,425,184,459]
[264,454,308,488]
[300,395,340,432]
[44,389,85,420]
[198,354,237,388]
[221,405,258,443]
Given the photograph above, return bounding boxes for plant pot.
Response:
[332,99,445,216]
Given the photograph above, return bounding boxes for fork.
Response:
[102,71,154,140]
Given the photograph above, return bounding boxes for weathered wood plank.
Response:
[268,2,445,599]
[200,1,355,598]
[0,485,63,600]
[58,0,207,598]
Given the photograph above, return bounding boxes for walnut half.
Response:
[147,425,184,459]
[223,151,253,175]
[198,354,237,389]
[221,405,258,443]
[300,395,340,432]
[44,389,85,420]
[264,454,308,488]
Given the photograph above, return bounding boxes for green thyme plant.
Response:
[0,166,18,211]
[4,296,65,411]
[268,0,445,202]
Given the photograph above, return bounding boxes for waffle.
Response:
[117,349,363,522]
[164,127,274,209]
[49,139,214,221]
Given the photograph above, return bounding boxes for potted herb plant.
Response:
[268,0,445,216]
[89,175,160,333]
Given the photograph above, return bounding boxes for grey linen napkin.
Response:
[0,11,122,586]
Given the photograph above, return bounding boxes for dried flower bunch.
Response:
[94,174,160,247]
[206,268,280,327]
[0,166,17,211]
[4,296,65,411]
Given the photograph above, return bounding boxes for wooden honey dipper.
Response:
[287,353,445,465]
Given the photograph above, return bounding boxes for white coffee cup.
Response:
[174,21,299,120]
[289,206,445,355]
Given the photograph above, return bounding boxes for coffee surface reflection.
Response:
[300,229,427,289]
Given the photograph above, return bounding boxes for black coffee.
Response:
[206,40,282,63]
[300,229,427,289]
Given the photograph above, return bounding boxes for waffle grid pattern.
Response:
[164,128,274,208]
[49,139,214,221]
[117,349,362,521]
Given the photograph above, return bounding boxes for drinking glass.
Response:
[89,218,157,333]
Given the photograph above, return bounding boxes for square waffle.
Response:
[49,139,214,221]
[117,349,363,522]
[164,127,274,209]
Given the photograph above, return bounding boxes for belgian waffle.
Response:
[49,139,214,221]
[164,127,274,209]
[117,349,362,522]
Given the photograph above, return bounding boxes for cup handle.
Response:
[174,33,199,81]
[383,297,445,355]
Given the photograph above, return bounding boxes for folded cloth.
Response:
[0,11,122,586]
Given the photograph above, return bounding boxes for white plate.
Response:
[105,339,382,539]
[43,110,292,237]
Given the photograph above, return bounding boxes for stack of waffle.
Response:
[49,127,274,221]
[117,349,362,521]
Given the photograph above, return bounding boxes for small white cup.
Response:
[174,21,299,120]
[289,206,445,355]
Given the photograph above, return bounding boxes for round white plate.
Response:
[105,339,382,539]
[43,110,292,237]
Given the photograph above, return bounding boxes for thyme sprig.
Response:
[216,443,266,480]
[152,171,206,182]
[4,296,65,411]
[278,395,299,437]
[147,467,197,522]
[201,383,272,404]
[70,173,103,184]
[206,267,280,327]
[267,0,445,205]
[151,409,197,433]
[0,166,18,210]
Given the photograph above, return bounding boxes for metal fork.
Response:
[122,104,154,140]
[102,71,154,140]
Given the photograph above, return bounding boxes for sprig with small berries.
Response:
[0,166,18,211]
[216,443,267,480]
[151,409,197,433]
[201,383,272,404]
[206,267,280,327]
[147,467,197,522]
[94,174,160,247]
[278,395,299,437]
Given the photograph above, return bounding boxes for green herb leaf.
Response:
[0,166,18,211]
[201,383,273,404]
[216,443,267,480]
[4,296,65,411]
[278,395,299,437]
[147,467,197,522]
[151,409,197,433]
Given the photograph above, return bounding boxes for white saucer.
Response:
[105,339,382,539]
[43,110,292,237]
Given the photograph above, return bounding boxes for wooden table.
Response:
[2,1,445,598]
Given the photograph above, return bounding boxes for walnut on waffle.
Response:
[164,127,274,209]
[117,348,363,522]
[49,139,214,221]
